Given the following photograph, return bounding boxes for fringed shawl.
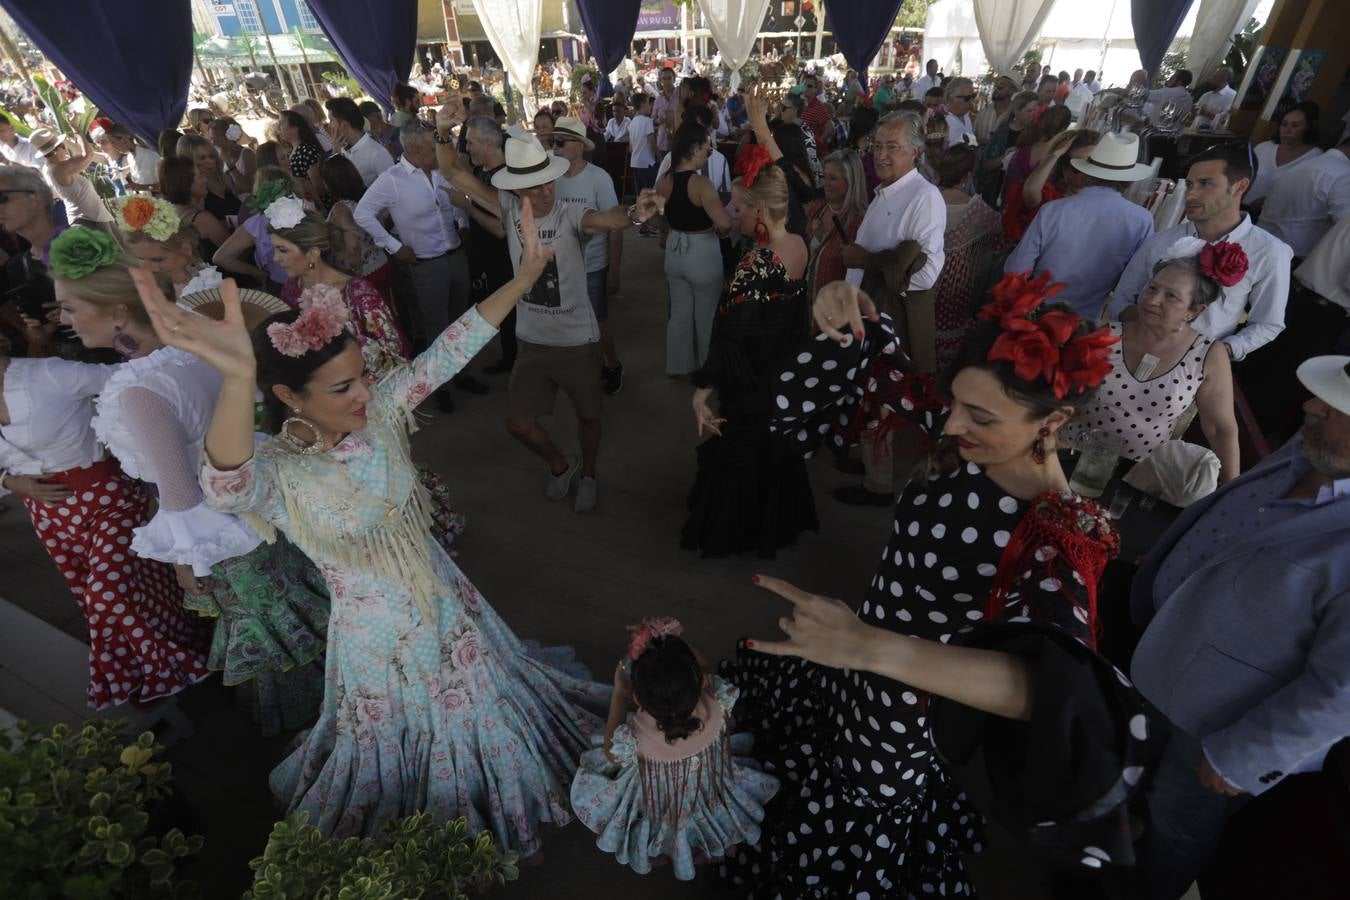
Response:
[628,689,732,826]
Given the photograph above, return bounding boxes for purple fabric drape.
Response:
[0,0,192,144]
[305,0,417,113]
[575,0,643,95]
[1132,0,1197,75]
[827,0,906,82]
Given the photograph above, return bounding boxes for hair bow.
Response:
[734,142,772,187]
[626,616,683,660]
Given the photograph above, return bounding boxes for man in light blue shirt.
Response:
[1004,132,1155,320]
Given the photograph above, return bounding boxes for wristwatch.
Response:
[626,203,643,226]
[433,129,455,145]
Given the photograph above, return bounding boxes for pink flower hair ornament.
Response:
[266,283,350,357]
[626,616,684,660]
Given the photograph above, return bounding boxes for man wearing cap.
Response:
[1004,131,1155,319]
[1128,355,1350,899]
[550,116,625,395]
[28,127,114,228]
[432,104,663,513]
[973,75,1016,144]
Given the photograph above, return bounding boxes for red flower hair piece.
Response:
[1197,240,1248,287]
[734,142,773,187]
[626,616,683,661]
[979,271,1120,399]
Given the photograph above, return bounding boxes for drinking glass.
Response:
[1068,429,1122,499]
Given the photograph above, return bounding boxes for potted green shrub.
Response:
[244,810,519,899]
[0,720,204,899]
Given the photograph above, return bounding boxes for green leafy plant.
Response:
[569,65,601,97]
[0,720,203,900]
[321,70,364,100]
[244,810,519,900]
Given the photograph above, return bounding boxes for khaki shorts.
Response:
[508,340,605,420]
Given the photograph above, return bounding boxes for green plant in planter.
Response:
[244,810,519,899]
[0,720,203,899]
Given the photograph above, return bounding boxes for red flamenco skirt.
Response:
[21,459,212,709]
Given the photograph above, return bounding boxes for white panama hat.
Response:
[1297,355,1350,417]
[1070,131,1154,182]
[489,133,569,190]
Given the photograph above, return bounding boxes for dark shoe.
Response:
[601,362,624,396]
[834,454,865,475]
[484,357,515,375]
[453,374,490,395]
[833,484,893,507]
[435,388,455,413]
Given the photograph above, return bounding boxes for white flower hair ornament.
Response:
[225,122,243,142]
[263,194,306,230]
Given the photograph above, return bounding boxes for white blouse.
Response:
[91,346,261,575]
[0,357,115,496]
[1248,141,1323,204]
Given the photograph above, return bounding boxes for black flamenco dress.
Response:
[681,246,819,559]
[720,315,1156,899]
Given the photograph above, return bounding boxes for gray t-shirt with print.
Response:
[555,162,618,272]
[498,188,598,347]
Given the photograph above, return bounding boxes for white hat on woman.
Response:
[1070,132,1153,181]
[489,133,570,190]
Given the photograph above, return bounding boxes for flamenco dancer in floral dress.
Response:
[0,338,210,707]
[721,273,1161,898]
[130,200,611,850]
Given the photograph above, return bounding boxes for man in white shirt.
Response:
[327,100,394,187]
[942,78,977,147]
[1146,69,1195,124]
[1086,70,1102,93]
[1257,135,1350,256]
[627,93,659,200]
[354,123,471,400]
[1194,67,1237,126]
[603,100,631,142]
[913,59,942,104]
[0,113,41,169]
[1112,144,1294,361]
[1071,68,1085,90]
[838,110,946,505]
[653,67,677,155]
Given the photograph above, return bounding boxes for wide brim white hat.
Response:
[29,127,65,156]
[551,116,595,150]
[490,134,569,190]
[1070,131,1153,182]
[1296,355,1350,417]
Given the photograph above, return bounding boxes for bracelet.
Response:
[626,203,643,227]
[433,129,456,145]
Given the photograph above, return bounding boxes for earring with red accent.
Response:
[1031,426,1051,464]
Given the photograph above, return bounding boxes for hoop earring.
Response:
[280,409,325,455]
[112,323,140,360]
[1031,426,1051,465]
[752,217,770,245]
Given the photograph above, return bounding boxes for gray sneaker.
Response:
[573,476,598,513]
[545,456,580,501]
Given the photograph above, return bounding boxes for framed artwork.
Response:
[1236,45,1285,112]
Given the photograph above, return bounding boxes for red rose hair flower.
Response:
[1198,240,1248,287]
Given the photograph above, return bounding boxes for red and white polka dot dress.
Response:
[22,459,211,708]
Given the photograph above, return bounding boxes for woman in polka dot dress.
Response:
[1062,247,1241,482]
[52,231,332,735]
[720,278,1145,898]
[0,353,210,708]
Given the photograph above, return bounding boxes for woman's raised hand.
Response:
[130,269,256,382]
[692,387,726,437]
[517,197,556,282]
[746,82,770,126]
[813,280,878,342]
[747,575,877,671]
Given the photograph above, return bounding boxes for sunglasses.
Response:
[0,189,35,203]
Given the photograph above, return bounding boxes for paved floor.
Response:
[0,229,896,898]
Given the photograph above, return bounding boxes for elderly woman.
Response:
[1067,247,1241,481]
[176,132,241,220]
[803,148,868,296]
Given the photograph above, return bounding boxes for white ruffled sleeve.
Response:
[118,387,261,575]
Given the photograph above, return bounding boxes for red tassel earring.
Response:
[1031,426,1051,464]
[753,217,770,245]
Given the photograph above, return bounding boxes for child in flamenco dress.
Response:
[571,618,779,880]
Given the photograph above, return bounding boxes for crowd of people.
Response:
[0,46,1348,900]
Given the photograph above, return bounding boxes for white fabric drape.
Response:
[471,0,544,112]
[697,0,771,88]
[1186,0,1261,84]
[924,0,988,77]
[972,0,1059,75]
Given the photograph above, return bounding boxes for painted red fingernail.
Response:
[745,640,755,648]
[751,575,760,584]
